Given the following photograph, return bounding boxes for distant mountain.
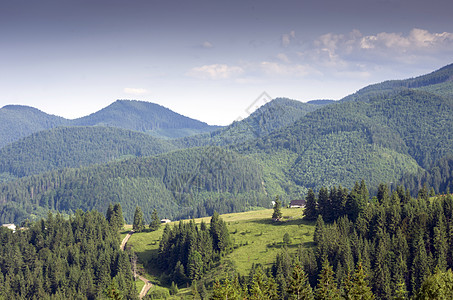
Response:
[2,64,453,225]
[175,97,331,147]
[0,105,68,148]
[0,126,177,179]
[341,63,453,102]
[72,100,221,139]
[0,100,222,148]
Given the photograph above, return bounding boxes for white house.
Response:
[1,224,16,232]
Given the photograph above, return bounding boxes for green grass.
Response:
[223,208,315,274]
[125,208,315,297]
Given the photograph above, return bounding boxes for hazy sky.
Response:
[1,0,453,125]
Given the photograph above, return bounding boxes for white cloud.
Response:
[123,88,148,95]
[187,64,244,80]
[281,30,296,47]
[260,61,319,77]
[202,41,213,48]
[312,28,453,59]
[276,53,290,63]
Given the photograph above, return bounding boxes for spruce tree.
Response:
[272,196,283,221]
[149,209,160,231]
[287,264,313,300]
[132,206,144,232]
[314,260,340,300]
[304,188,318,221]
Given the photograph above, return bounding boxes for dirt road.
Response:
[120,230,152,299]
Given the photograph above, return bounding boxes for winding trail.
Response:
[121,230,153,299]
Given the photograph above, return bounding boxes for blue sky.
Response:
[1,0,453,125]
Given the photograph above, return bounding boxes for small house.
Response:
[1,224,16,232]
[289,200,306,208]
[160,219,171,224]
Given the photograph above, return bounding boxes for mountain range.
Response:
[0,63,452,224]
[0,99,221,149]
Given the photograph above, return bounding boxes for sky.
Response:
[1,0,453,125]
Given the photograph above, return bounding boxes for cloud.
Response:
[201,41,213,48]
[187,64,244,80]
[260,61,319,77]
[281,30,296,47]
[276,53,290,63]
[312,28,453,62]
[123,88,148,95]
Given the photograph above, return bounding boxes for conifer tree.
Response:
[132,206,144,232]
[304,188,318,221]
[272,196,283,221]
[344,261,374,300]
[287,264,313,300]
[314,260,340,300]
[149,209,160,231]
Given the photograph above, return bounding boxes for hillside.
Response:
[341,63,453,102]
[73,100,221,139]
[236,88,453,194]
[0,105,69,148]
[0,147,270,224]
[0,126,177,179]
[175,97,331,148]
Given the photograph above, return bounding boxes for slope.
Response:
[72,99,221,139]
[341,63,453,102]
[175,97,331,148]
[0,147,270,224]
[237,89,453,194]
[0,126,178,179]
[0,105,69,148]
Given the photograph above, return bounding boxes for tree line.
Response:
[0,208,137,299]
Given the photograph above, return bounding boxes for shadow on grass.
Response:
[250,218,314,226]
[266,243,300,249]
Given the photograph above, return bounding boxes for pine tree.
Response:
[149,209,160,231]
[344,261,374,300]
[304,189,318,221]
[287,264,313,300]
[272,196,283,221]
[132,206,144,232]
[314,260,341,300]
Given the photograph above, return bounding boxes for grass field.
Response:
[124,208,315,297]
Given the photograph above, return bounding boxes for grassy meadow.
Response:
[124,207,315,298]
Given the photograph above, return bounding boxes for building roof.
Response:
[290,199,306,206]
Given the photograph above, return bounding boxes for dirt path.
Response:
[120,230,134,250]
[120,230,152,299]
[138,275,153,299]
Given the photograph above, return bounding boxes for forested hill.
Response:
[174,97,331,148]
[0,105,69,148]
[235,88,453,193]
[72,100,221,139]
[0,147,269,224]
[341,63,453,102]
[0,126,177,179]
[0,100,222,149]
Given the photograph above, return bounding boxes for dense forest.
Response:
[0,209,137,299]
[0,147,269,224]
[210,182,453,299]
[0,126,177,178]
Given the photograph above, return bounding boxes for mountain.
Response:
[341,63,453,102]
[0,126,177,179]
[0,100,222,149]
[0,147,269,224]
[237,88,453,194]
[175,97,331,148]
[2,64,453,225]
[72,100,221,139]
[0,105,69,148]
